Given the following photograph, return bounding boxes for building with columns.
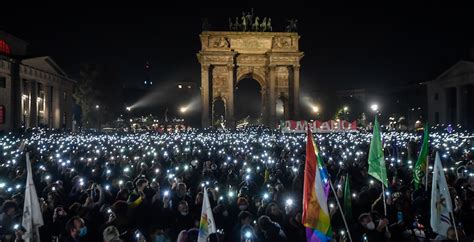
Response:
[426,61,474,128]
[197,31,303,128]
[0,31,75,132]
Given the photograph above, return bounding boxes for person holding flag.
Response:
[431,151,458,241]
[343,175,352,223]
[197,188,217,242]
[367,117,391,241]
[368,117,388,189]
[22,152,44,242]
[413,123,429,191]
[302,127,332,242]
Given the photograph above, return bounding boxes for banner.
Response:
[280,120,357,133]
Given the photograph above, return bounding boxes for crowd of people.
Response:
[0,125,473,242]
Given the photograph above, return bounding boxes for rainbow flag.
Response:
[197,188,216,242]
[302,127,332,242]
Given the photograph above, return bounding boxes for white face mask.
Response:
[365,221,375,230]
[222,210,229,217]
[180,211,188,216]
[239,205,248,210]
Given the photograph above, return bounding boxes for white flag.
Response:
[22,152,44,242]
[430,152,453,236]
[18,140,26,152]
[197,188,217,242]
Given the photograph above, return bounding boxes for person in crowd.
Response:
[60,216,87,242]
[0,200,20,242]
[0,126,472,241]
[352,212,390,242]
[257,215,287,242]
[102,225,121,242]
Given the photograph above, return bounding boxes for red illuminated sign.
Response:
[0,40,11,55]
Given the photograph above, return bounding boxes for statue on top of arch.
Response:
[228,9,272,32]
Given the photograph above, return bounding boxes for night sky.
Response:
[2,4,473,91]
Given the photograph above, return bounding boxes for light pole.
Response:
[343,106,349,120]
[95,105,101,130]
[370,103,378,113]
[369,103,380,129]
[312,105,320,120]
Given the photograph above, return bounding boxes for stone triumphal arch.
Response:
[197,31,303,127]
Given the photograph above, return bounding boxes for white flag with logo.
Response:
[197,188,217,242]
[22,152,44,242]
[430,152,453,236]
[18,140,26,153]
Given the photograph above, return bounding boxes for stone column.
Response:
[46,85,52,128]
[29,80,38,128]
[260,87,267,124]
[53,86,61,129]
[456,85,463,125]
[268,66,277,126]
[293,65,300,119]
[201,65,210,127]
[226,64,235,128]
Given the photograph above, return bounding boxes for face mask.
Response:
[79,226,88,237]
[180,211,188,216]
[365,222,375,230]
[222,210,229,217]
[239,205,248,210]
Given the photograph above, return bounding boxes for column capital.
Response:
[226,64,234,72]
[292,65,301,70]
[268,65,277,71]
[201,64,211,72]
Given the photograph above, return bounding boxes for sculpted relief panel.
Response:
[209,37,230,49]
[212,66,229,98]
[230,37,272,53]
[272,36,292,49]
[236,55,267,66]
[276,66,289,87]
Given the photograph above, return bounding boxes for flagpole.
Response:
[307,126,352,241]
[450,212,459,242]
[381,182,387,216]
[328,176,353,242]
[425,156,429,192]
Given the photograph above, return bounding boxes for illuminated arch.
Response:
[0,40,11,55]
[236,71,266,88]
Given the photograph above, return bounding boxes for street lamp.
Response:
[95,105,101,130]
[312,105,320,114]
[126,106,131,112]
[342,106,349,120]
[370,103,379,112]
[180,106,188,114]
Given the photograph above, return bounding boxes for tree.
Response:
[73,64,123,128]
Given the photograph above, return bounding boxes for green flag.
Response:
[413,123,429,190]
[343,174,352,221]
[368,117,388,187]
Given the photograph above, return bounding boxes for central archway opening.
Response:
[235,78,262,123]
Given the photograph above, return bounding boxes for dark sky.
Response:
[2,4,473,91]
